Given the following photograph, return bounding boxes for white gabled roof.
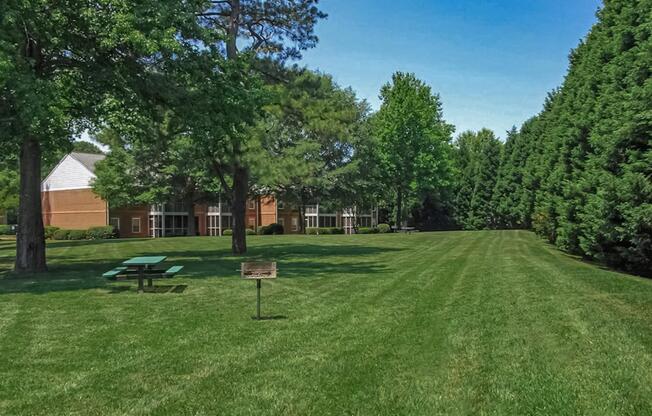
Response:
[41,152,106,192]
[69,152,105,174]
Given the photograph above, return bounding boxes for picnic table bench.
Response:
[103,256,184,292]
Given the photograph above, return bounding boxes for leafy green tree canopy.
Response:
[373,72,454,227]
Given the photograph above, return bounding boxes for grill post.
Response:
[256,279,261,320]
[241,262,277,320]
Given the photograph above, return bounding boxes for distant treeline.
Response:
[448,0,651,275]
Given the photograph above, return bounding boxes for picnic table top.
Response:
[122,256,167,266]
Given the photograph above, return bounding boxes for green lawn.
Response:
[0,231,651,415]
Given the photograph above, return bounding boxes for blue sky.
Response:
[300,0,602,139]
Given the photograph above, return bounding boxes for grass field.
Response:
[0,230,651,415]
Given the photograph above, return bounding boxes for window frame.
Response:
[131,217,141,234]
[109,217,120,230]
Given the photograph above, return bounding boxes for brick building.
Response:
[41,152,377,237]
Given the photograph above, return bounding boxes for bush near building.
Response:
[68,230,88,240]
[52,230,72,240]
[257,223,285,235]
[44,226,60,239]
[377,224,391,233]
[50,226,118,241]
[307,227,345,235]
[357,227,379,234]
[87,226,119,240]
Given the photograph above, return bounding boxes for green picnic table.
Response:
[122,256,167,293]
[102,256,184,292]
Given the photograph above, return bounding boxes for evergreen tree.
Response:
[196,0,327,254]
[491,0,651,274]
[453,129,502,230]
[255,68,369,232]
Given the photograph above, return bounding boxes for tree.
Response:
[490,0,652,274]
[93,114,221,237]
[0,0,201,272]
[72,141,103,155]
[373,72,454,228]
[453,129,502,230]
[0,158,19,224]
[255,67,369,232]
[196,0,327,254]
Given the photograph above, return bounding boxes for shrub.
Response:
[246,229,256,236]
[357,227,379,234]
[67,230,88,240]
[87,226,118,240]
[266,223,284,235]
[377,223,391,233]
[0,225,15,235]
[306,227,344,235]
[223,229,233,236]
[257,223,284,235]
[44,226,60,239]
[52,229,71,240]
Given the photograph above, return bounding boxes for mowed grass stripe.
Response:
[303,232,488,415]
[516,234,652,415]
[0,231,650,415]
[158,234,470,415]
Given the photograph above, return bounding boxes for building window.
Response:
[109,217,120,230]
[305,216,317,228]
[292,217,298,231]
[319,216,336,228]
[358,216,372,227]
[248,200,255,210]
[278,218,285,227]
[131,217,141,234]
[207,214,233,236]
[207,215,219,237]
[277,200,285,210]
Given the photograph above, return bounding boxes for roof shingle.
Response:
[69,152,106,174]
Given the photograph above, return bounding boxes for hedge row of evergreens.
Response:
[451,0,650,274]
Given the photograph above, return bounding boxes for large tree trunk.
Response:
[226,0,240,60]
[225,0,247,254]
[396,188,403,229]
[231,165,248,255]
[299,203,306,234]
[15,136,47,273]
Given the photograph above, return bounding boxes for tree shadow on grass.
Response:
[252,315,288,321]
[0,243,399,294]
[540,240,652,279]
[45,238,153,249]
[106,284,188,294]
